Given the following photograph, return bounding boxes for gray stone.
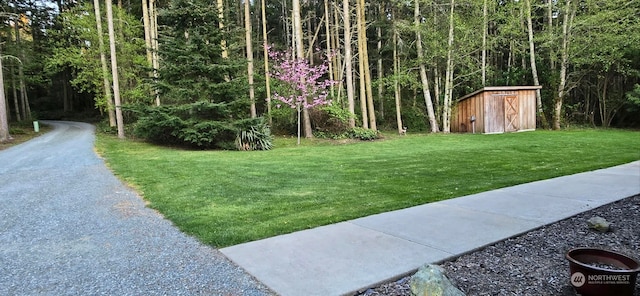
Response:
[587,216,611,232]
[410,264,465,296]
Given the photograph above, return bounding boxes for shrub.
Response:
[133,107,185,145]
[180,120,237,149]
[401,106,429,132]
[309,105,353,135]
[313,130,347,140]
[347,127,380,141]
[132,102,272,150]
[270,106,297,135]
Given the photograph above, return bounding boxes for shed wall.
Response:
[518,89,537,130]
[452,93,484,133]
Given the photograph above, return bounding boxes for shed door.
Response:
[484,96,505,133]
[504,95,519,132]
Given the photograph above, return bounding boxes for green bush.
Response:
[313,130,347,140]
[180,120,237,149]
[347,127,380,141]
[309,105,353,135]
[401,106,429,132]
[270,107,297,135]
[133,107,185,146]
[132,102,272,150]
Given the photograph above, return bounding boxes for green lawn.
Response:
[95,129,640,247]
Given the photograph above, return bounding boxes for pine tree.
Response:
[157,0,245,105]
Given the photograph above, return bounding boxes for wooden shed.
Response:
[451,86,542,134]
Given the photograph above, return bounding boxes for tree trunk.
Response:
[0,45,11,143]
[507,41,513,84]
[142,0,159,106]
[482,0,487,86]
[106,0,125,139]
[11,67,21,122]
[94,0,116,127]
[63,72,70,112]
[377,4,384,120]
[244,0,256,118]
[307,10,314,64]
[442,0,455,133]
[434,66,442,125]
[554,0,575,130]
[415,0,439,133]
[324,0,335,98]
[282,1,291,48]
[357,0,376,131]
[356,2,368,129]
[333,3,343,103]
[150,0,160,103]
[525,0,548,129]
[519,5,527,70]
[218,0,228,60]
[598,74,608,127]
[293,0,313,138]
[142,0,152,65]
[261,0,272,125]
[547,0,555,71]
[304,12,326,60]
[433,9,441,124]
[393,26,403,135]
[343,0,356,128]
[14,20,31,120]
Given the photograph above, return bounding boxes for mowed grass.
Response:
[95,129,640,247]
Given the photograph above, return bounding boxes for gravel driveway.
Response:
[0,121,274,296]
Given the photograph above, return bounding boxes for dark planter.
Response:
[566,248,640,296]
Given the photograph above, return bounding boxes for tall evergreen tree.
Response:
[133,0,272,150]
[157,0,245,105]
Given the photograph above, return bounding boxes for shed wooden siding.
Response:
[451,86,541,134]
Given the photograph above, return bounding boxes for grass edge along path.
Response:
[0,122,52,151]
[95,129,640,248]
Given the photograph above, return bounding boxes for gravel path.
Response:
[0,121,274,296]
[360,194,640,296]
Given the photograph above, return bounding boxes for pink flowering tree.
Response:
[267,46,335,144]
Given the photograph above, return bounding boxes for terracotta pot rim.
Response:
[566,247,640,273]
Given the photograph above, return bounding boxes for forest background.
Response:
[1,0,639,147]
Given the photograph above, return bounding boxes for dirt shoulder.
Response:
[0,122,52,151]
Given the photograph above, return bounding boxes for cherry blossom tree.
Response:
[268,46,335,144]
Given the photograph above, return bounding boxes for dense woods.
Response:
[1,0,639,146]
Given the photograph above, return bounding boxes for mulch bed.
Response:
[360,194,640,295]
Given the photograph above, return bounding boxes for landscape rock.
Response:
[587,216,611,232]
[409,264,465,296]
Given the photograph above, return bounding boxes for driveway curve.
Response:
[0,121,274,296]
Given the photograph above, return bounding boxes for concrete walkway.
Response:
[221,161,640,296]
